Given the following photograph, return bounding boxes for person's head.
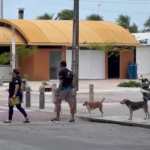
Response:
[12,69,20,78]
[60,61,67,69]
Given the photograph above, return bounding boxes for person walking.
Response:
[51,61,75,123]
[3,69,30,123]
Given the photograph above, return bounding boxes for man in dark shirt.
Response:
[51,61,75,122]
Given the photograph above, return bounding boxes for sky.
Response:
[2,0,150,30]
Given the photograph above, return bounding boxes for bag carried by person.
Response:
[9,96,20,106]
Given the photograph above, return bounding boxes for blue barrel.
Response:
[128,63,134,79]
[133,63,137,79]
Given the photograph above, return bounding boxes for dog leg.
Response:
[143,106,149,119]
[86,106,91,117]
[60,110,63,118]
[99,106,103,117]
[128,110,133,120]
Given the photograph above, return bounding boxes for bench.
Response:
[0,78,11,86]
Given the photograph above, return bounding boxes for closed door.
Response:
[49,51,63,80]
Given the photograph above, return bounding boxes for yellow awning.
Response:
[0,19,140,46]
[0,27,26,45]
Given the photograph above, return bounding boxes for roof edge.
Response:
[0,19,30,42]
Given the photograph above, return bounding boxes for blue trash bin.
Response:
[133,63,137,79]
[128,62,134,79]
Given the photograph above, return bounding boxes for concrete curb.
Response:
[79,116,150,129]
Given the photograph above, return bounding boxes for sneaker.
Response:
[51,118,60,122]
[69,119,75,123]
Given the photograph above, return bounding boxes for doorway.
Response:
[108,52,120,78]
[49,51,63,80]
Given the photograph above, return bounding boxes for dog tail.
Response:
[101,97,105,103]
[143,96,148,103]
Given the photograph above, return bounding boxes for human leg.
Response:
[16,104,30,123]
[3,105,14,123]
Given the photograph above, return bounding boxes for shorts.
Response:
[57,89,73,101]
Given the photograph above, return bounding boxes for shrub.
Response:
[117,81,140,87]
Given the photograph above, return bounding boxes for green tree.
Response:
[36,13,58,20]
[86,14,104,21]
[88,42,133,57]
[17,45,38,60]
[141,17,150,32]
[57,9,73,20]
[0,45,38,65]
[0,52,12,65]
[116,14,138,33]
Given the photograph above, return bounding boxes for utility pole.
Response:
[72,0,79,91]
[1,0,3,18]
[98,4,102,16]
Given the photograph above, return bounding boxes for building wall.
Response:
[120,50,134,79]
[18,47,66,81]
[0,65,12,79]
[136,46,150,74]
[66,49,105,79]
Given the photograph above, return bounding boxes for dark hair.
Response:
[60,61,67,67]
[13,69,20,75]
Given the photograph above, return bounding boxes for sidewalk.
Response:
[1,79,141,93]
[31,102,150,129]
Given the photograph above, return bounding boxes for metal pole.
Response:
[1,0,3,19]
[25,86,31,107]
[72,0,79,91]
[89,84,94,102]
[52,84,57,103]
[39,86,45,109]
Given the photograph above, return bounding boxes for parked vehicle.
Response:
[139,75,150,100]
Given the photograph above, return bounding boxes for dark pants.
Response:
[8,92,27,120]
[9,104,27,120]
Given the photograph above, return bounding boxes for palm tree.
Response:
[57,9,73,20]
[142,17,150,32]
[116,14,138,33]
[86,14,104,21]
[36,13,58,20]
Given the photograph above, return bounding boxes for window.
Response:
[0,46,11,65]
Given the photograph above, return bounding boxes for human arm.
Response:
[13,79,20,98]
[57,71,64,91]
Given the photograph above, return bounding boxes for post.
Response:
[71,0,79,91]
[1,0,3,19]
[72,88,77,113]
[20,83,24,103]
[11,23,16,71]
[39,86,45,109]
[89,84,94,102]
[52,84,57,103]
[25,86,31,107]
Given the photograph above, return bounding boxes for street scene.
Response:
[0,0,150,149]
[0,80,150,150]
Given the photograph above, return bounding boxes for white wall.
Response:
[136,46,150,74]
[66,49,105,79]
[0,65,12,79]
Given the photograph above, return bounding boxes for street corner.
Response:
[78,115,150,129]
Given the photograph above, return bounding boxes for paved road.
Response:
[0,120,150,150]
[0,91,149,150]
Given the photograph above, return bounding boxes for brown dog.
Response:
[120,97,150,120]
[83,97,105,117]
